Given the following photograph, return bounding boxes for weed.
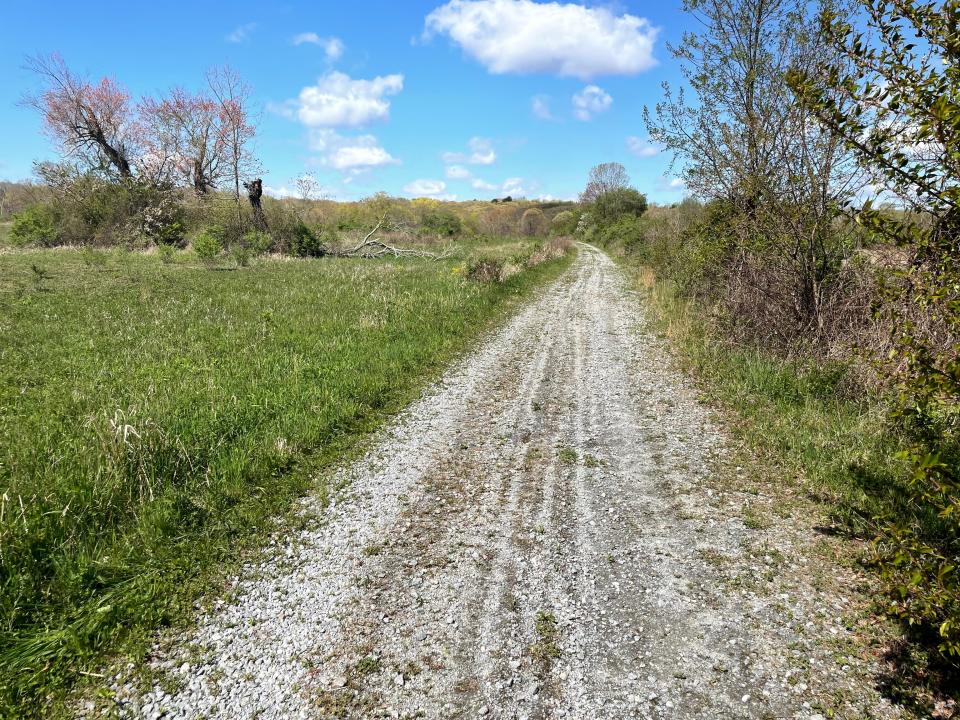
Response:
[558,447,578,464]
[530,610,561,662]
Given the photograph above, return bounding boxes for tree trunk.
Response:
[244,178,268,231]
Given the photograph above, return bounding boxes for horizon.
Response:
[0,0,690,204]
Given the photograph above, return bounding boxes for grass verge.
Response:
[624,263,956,714]
[0,241,573,716]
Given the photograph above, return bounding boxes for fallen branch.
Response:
[330,214,452,260]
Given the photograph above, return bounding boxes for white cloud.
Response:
[263,185,298,199]
[442,136,497,165]
[500,178,527,196]
[226,23,256,43]
[424,0,658,79]
[292,71,404,127]
[655,175,686,192]
[471,178,498,191]
[531,95,553,120]
[404,179,449,197]
[309,129,400,170]
[292,33,345,61]
[445,165,472,180]
[626,136,660,158]
[572,85,612,121]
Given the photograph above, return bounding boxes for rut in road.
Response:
[114,245,901,720]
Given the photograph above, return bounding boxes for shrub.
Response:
[421,209,462,237]
[192,230,222,262]
[466,258,504,283]
[551,210,577,236]
[232,245,251,268]
[10,204,59,247]
[592,188,648,227]
[519,208,547,237]
[242,230,273,256]
[289,222,325,258]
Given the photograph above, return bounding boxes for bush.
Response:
[242,230,274,256]
[592,188,648,227]
[232,245,251,268]
[192,230,222,262]
[551,210,577,236]
[421,209,462,237]
[10,204,60,247]
[519,208,547,237]
[289,222,325,258]
[157,244,175,264]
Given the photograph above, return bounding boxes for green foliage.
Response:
[420,208,462,237]
[232,245,251,268]
[550,210,577,236]
[790,0,960,660]
[591,188,648,227]
[157,244,175,264]
[289,222,325,258]
[191,230,222,262]
[10,204,59,247]
[242,230,273,256]
[0,242,572,716]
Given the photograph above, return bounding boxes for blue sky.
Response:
[0,0,691,203]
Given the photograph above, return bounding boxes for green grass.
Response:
[626,265,959,712]
[0,242,572,715]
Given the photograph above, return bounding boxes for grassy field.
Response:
[0,241,572,714]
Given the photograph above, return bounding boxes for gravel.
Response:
[106,245,904,719]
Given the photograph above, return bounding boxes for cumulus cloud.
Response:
[404,179,451,197]
[655,175,686,192]
[292,33,345,61]
[572,85,612,121]
[445,165,472,180]
[291,71,404,127]
[424,0,658,79]
[309,129,400,170]
[471,178,498,191]
[442,136,497,165]
[226,23,256,43]
[626,136,660,158]
[531,95,553,120]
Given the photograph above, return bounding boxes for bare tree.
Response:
[207,66,257,226]
[295,173,320,202]
[645,0,865,336]
[141,89,227,194]
[580,162,630,203]
[24,54,138,179]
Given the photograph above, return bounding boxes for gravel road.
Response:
[111,245,902,720]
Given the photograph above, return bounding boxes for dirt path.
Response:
[113,246,902,720]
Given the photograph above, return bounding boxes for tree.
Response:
[645,0,865,336]
[141,89,227,194]
[580,162,630,204]
[790,0,960,659]
[295,173,321,202]
[592,188,648,226]
[519,208,546,236]
[25,54,138,179]
[207,66,257,224]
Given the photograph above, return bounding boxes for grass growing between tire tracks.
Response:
[0,242,573,716]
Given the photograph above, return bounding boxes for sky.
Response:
[0,0,692,204]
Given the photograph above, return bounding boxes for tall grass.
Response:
[0,242,572,714]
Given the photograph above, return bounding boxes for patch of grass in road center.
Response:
[0,244,574,716]
[531,610,561,662]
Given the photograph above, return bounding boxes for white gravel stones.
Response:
[109,246,903,720]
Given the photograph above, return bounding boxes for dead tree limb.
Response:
[330,214,452,260]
